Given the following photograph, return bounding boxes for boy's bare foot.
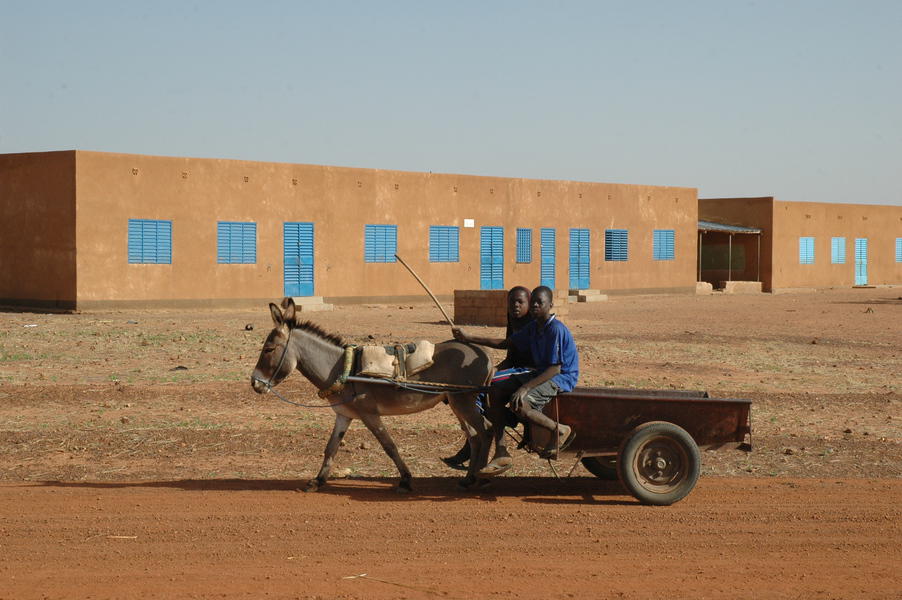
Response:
[538,424,576,459]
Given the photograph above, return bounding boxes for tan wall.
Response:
[71,151,698,306]
[700,197,902,290]
[771,200,902,289]
[0,151,77,308]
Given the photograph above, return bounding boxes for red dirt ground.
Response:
[1,288,900,598]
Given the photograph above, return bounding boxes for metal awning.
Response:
[698,220,762,234]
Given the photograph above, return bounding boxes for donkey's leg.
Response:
[305,413,353,492]
[357,412,414,493]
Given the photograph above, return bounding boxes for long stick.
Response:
[394,254,455,327]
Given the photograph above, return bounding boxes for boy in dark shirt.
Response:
[453,286,578,476]
[442,286,533,469]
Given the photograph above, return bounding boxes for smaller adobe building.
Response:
[699,197,902,293]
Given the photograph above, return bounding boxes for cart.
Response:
[530,386,752,506]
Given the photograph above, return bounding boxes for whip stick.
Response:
[394,254,455,327]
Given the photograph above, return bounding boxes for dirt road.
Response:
[2,478,899,600]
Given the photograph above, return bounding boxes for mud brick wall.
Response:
[453,289,569,327]
[453,290,508,326]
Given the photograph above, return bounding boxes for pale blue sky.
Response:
[2,1,900,205]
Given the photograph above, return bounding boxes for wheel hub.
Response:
[634,436,688,492]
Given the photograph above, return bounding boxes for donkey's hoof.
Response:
[304,478,323,493]
[395,480,413,494]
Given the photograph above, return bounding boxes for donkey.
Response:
[250,297,494,493]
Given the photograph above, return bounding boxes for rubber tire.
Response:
[617,421,700,506]
[580,456,618,480]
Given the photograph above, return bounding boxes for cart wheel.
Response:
[580,456,618,480]
[617,421,700,506]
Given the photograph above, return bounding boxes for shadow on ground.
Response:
[33,476,634,505]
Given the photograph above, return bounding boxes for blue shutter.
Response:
[480,226,504,290]
[604,229,628,261]
[157,220,171,264]
[243,223,256,264]
[799,237,814,264]
[128,219,171,264]
[855,238,868,285]
[128,220,142,263]
[569,228,590,289]
[284,222,314,296]
[831,237,845,264]
[653,230,675,260]
[896,238,902,263]
[429,226,459,262]
[516,228,532,263]
[540,228,556,289]
[365,225,397,262]
[218,222,256,264]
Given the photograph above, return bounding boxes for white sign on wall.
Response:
[463,219,475,228]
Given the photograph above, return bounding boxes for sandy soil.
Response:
[0,288,900,598]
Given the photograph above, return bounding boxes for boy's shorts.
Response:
[491,371,560,410]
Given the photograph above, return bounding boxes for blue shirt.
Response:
[510,314,579,392]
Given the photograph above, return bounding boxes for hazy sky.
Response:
[2,1,900,205]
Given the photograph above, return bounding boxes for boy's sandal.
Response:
[477,456,513,478]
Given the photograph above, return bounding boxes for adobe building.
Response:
[0,150,699,310]
[699,197,902,292]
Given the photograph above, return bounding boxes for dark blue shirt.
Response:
[510,315,579,392]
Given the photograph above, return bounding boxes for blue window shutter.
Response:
[429,226,459,262]
[364,225,375,262]
[157,220,171,264]
[128,220,142,263]
[128,218,171,264]
[569,228,590,289]
[831,237,845,264]
[653,229,675,260]
[217,223,229,263]
[480,226,504,290]
[244,223,256,264]
[799,237,814,264]
[284,222,314,296]
[855,238,868,285]
[365,225,397,262]
[217,222,256,264]
[540,228,556,289]
[896,238,902,263]
[516,228,532,263]
[605,229,628,261]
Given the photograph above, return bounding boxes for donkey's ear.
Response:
[282,297,297,323]
[269,302,284,326]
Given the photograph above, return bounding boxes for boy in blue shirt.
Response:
[453,286,579,476]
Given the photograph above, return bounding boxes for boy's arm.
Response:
[510,364,561,412]
[452,327,509,349]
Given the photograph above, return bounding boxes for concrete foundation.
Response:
[720,281,762,294]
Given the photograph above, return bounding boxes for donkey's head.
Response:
[250,297,298,394]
